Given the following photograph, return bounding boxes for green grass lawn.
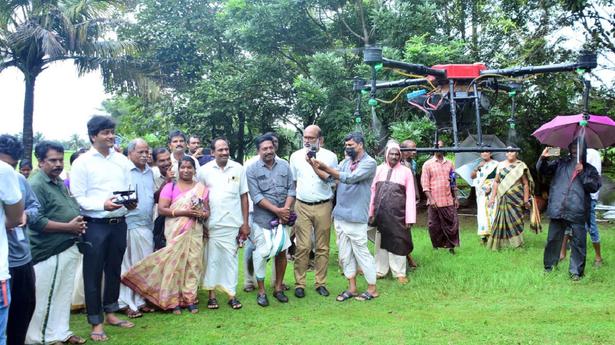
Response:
[69,214,615,344]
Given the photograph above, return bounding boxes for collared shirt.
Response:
[70,148,132,218]
[0,161,23,280]
[8,174,39,267]
[126,163,155,230]
[289,147,338,203]
[29,171,81,264]
[247,157,296,229]
[586,149,602,200]
[421,156,456,207]
[332,153,377,223]
[197,159,248,228]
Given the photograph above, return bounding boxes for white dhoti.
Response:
[334,219,377,285]
[26,245,80,344]
[375,232,407,277]
[251,223,290,281]
[244,228,279,288]
[203,226,239,296]
[119,226,154,311]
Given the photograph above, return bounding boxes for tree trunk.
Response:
[22,73,36,162]
[236,111,246,163]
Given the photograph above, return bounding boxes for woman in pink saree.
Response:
[122,157,209,314]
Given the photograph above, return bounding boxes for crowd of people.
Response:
[0,114,604,344]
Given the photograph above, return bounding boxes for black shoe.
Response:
[315,286,330,297]
[294,287,305,298]
[257,293,269,307]
[273,290,289,303]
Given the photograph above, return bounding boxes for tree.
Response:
[0,0,153,161]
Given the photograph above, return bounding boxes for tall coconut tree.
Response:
[0,0,155,161]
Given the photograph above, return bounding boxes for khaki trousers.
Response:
[293,200,332,289]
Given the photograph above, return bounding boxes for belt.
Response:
[297,199,330,206]
[83,216,126,224]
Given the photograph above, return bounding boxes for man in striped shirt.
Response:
[420,141,460,253]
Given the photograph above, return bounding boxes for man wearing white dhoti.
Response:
[246,135,296,307]
[197,138,250,310]
[119,139,155,318]
[26,141,87,345]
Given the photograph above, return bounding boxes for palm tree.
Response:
[0,0,155,161]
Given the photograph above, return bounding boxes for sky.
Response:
[0,61,108,141]
[0,31,613,142]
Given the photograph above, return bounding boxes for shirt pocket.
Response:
[257,175,272,192]
[275,173,289,196]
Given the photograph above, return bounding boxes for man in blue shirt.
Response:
[0,134,39,345]
[311,132,379,302]
[119,139,155,318]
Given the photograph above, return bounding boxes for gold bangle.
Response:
[172,210,176,217]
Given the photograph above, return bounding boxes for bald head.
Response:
[303,125,323,149]
[401,139,417,160]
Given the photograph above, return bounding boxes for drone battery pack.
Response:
[431,63,488,79]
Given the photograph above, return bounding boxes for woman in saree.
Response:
[487,149,541,250]
[471,152,499,244]
[122,157,209,314]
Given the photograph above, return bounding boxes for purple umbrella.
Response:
[532,114,615,149]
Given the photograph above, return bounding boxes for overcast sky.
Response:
[0,29,613,142]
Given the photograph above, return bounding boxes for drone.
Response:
[353,47,598,153]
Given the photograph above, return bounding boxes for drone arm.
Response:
[362,78,430,91]
[382,58,446,78]
[481,53,597,77]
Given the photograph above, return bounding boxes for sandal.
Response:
[90,332,108,342]
[140,305,155,313]
[207,298,219,309]
[66,335,87,344]
[172,306,182,315]
[125,309,143,319]
[228,297,242,310]
[105,320,134,328]
[187,304,199,314]
[355,291,378,301]
[336,290,356,302]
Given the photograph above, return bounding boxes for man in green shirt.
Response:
[26,141,87,345]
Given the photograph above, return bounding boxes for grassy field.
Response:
[68,214,615,345]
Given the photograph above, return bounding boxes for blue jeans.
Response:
[0,279,11,345]
[588,199,600,244]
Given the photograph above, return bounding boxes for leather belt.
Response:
[83,216,126,224]
[297,199,331,206]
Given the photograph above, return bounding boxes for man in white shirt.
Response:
[198,138,250,310]
[119,139,155,318]
[168,130,199,177]
[70,116,137,342]
[289,125,338,298]
[0,160,24,345]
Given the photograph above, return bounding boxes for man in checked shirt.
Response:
[421,141,460,254]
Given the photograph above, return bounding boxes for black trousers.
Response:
[543,219,587,276]
[82,221,127,325]
[7,262,35,345]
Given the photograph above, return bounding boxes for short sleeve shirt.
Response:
[197,160,248,228]
[0,162,22,280]
[421,157,456,207]
[289,148,338,203]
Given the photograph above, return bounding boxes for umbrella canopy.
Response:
[455,135,506,185]
[532,114,615,149]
